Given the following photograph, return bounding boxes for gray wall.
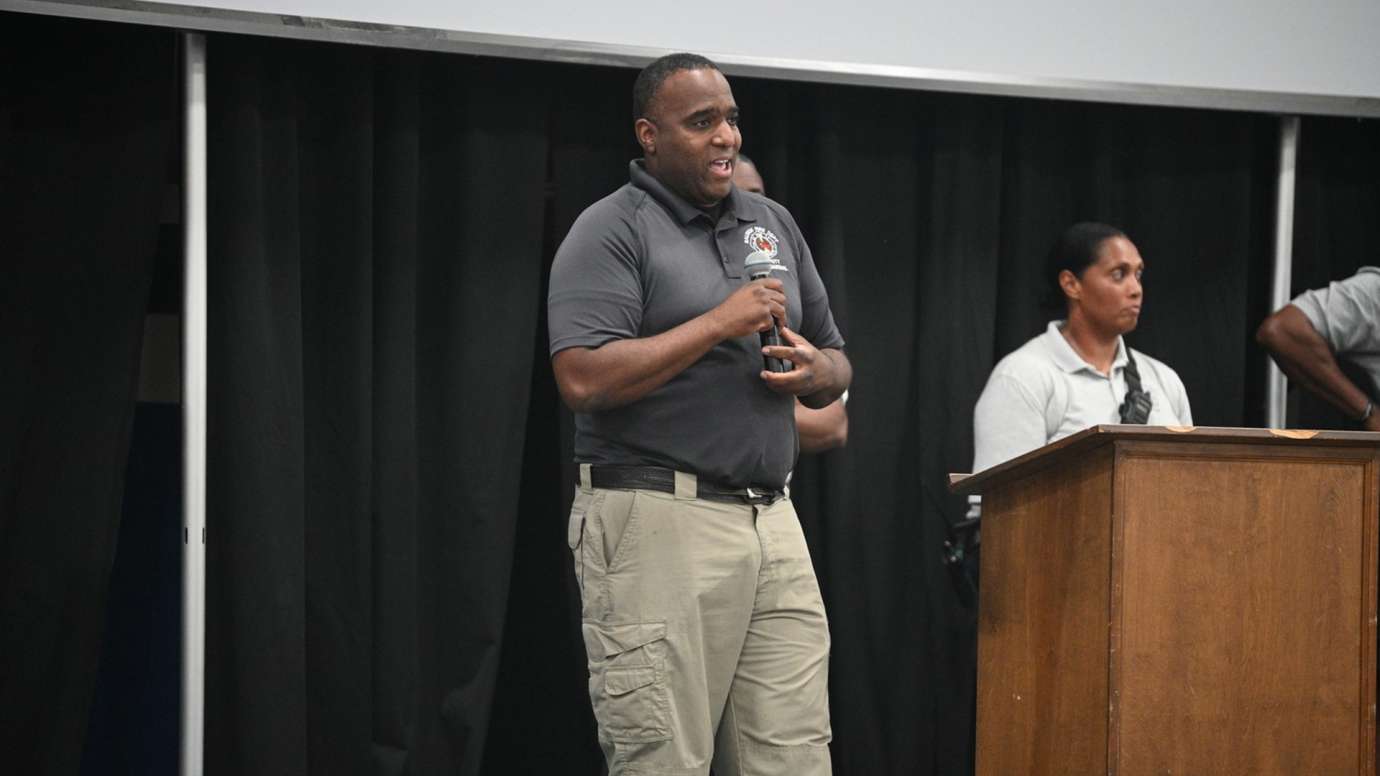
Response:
[149,0,1379,98]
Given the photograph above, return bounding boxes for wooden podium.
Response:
[951,426,1380,775]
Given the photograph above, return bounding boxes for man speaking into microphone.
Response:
[548,53,850,776]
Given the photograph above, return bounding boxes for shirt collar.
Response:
[629,159,754,228]
[1042,320,1129,375]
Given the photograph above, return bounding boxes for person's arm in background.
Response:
[796,393,848,453]
[1257,305,1380,431]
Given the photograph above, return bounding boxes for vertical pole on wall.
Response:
[180,30,208,776]
[1265,115,1300,429]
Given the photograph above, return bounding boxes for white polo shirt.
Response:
[972,321,1193,473]
[1290,266,1380,397]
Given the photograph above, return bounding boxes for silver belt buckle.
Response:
[745,487,759,499]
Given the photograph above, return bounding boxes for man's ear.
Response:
[634,117,657,155]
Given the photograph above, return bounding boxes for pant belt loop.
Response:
[579,463,593,493]
[673,471,697,501]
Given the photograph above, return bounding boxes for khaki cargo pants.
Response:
[567,466,833,776]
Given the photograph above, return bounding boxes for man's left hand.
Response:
[760,326,835,397]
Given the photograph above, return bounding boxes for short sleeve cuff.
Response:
[549,333,624,357]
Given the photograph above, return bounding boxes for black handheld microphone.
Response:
[744,251,789,374]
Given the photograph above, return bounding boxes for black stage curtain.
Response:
[202,37,1283,775]
[0,14,175,775]
[204,38,549,776]
[1294,116,1380,294]
[1290,116,1380,429]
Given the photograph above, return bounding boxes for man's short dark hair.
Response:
[633,53,722,121]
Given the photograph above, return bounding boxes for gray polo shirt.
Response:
[972,321,1193,473]
[1290,266,1380,395]
[548,160,844,489]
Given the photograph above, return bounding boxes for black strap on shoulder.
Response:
[1119,351,1154,424]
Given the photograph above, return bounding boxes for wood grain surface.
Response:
[971,431,1380,776]
[1116,443,1370,774]
[976,445,1114,775]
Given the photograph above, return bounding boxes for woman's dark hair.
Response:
[1043,221,1128,309]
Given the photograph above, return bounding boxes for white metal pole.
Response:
[180,30,208,776]
[1265,115,1300,429]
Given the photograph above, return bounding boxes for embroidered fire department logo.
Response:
[743,227,780,260]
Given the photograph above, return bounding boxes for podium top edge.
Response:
[948,424,1380,496]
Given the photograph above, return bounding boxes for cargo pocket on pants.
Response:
[582,620,672,743]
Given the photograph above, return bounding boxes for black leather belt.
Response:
[589,465,785,506]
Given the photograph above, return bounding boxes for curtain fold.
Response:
[0,14,175,775]
[1293,116,1380,295]
[206,38,548,776]
[480,62,635,774]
